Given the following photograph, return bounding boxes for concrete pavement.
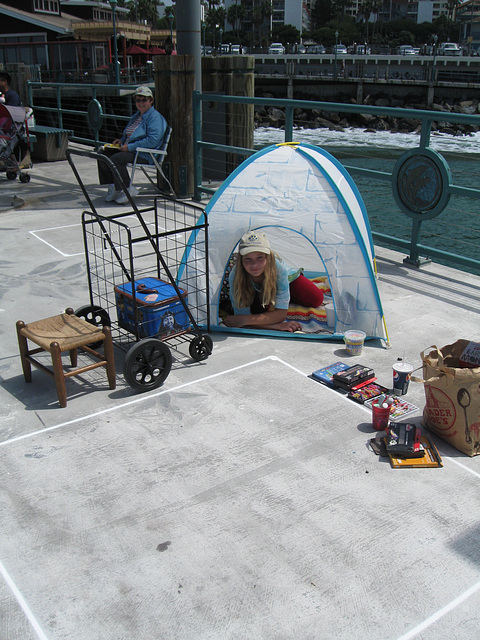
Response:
[1,145,480,640]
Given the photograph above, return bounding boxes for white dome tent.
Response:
[183,142,388,344]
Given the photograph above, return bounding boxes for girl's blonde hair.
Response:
[233,251,278,310]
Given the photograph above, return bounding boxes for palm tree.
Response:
[446,0,460,21]
[358,0,373,41]
[227,1,246,41]
[252,0,272,47]
[370,0,383,39]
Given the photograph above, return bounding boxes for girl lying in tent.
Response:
[223,231,324,332]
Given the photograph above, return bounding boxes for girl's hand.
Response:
[269,321,302,332]
[223,315,245,327]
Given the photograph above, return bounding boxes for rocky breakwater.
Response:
[255,96,480,136]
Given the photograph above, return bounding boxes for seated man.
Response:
[98,85,167,204]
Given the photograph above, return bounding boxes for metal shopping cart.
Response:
[67,148,212,391]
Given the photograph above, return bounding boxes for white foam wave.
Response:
[254,126,480,155]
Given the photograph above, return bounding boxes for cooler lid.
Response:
[115,277,187,307]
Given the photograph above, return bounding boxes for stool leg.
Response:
[50,341,67,408]
[102,326,116,390]
[66,309,78,366]
[16,321,32,383]
[69,348,78,367]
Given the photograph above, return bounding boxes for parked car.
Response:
[354,44,371,55]
[438,42,462,56]
[268,42,285,54]
[370,45,391,55]
[397,45,416,55]
[230,44,245,55]
[291,43,306,54]
[332,44,347,54]
[306,44,326,54]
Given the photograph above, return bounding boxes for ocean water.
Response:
[254,127,480,272]
[254,125,480,155]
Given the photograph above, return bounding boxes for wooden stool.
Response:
[16,308,116,408]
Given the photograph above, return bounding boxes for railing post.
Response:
[404,219,431,267]
[284,107,294,142]
[193,91,202,201]
[56,85,63,129]
[419,119,432,149]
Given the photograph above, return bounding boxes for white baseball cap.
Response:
[238,231,271,256]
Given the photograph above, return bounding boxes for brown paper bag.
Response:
[420,340,480,456]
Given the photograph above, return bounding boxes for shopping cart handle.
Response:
[136,284,158,294]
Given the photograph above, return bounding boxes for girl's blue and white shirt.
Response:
[229,257,302,315]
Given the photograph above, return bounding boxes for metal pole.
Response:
[175,0,202,92]
[334,30,338,80]
[109,0,120,85]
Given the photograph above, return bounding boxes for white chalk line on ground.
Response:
[445,455,480,479]
[0,356,280,448]
[2,354,479,640]
[210,360,480,640]
[29,223,83,257]
[396,578,480,640]
[28,217,166,257]
[0,559,50,640]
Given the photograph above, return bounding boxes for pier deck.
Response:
[1,145,479,640]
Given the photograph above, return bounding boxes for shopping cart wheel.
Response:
[189,335,213,362]
[19,173,30,183]
[75,304,111,349]
[124,338,172,391]
[6,171,16,181]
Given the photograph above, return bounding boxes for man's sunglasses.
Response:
[135,96,149,102]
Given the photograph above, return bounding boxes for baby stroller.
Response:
[0,103,31,183]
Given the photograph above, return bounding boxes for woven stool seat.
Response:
[16,308,116,407]
[20,313,106,352]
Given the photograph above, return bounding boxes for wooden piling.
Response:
[154,54,195,196]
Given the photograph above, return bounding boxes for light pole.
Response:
[432,33,438,82]
[202,21,206,54]
[219,28,223,53]
[168,14,174,48]
[334,30,338,79]
[109,0,120,85]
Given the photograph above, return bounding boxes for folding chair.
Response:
[129,125,175,197]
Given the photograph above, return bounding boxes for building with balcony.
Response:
[457,0,480,51]
[0,0,172,79]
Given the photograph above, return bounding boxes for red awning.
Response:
[149,46,166,55]
[126,45,150,55]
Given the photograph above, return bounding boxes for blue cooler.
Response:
[115,277,189,338]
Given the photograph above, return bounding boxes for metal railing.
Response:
[26,82,480,275]
[193,91,480,274]
[27,81,143,148]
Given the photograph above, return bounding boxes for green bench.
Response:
[29,126,73,161]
